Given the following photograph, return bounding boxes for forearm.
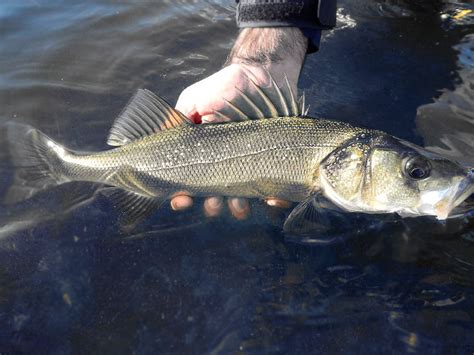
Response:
[227,27,307,66]
[226,27,308,87]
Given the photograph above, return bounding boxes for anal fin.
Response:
[101,188,164,230]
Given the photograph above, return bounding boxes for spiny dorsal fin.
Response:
[248,77,279,118]
[284,75,299,116]
[268,73,290,116]
[107,89,191,146]
[215,72,302,121]
[235,87,265,119]
[299,92,309,116]
[223,98,250,121]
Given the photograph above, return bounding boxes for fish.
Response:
[5,76,473,234]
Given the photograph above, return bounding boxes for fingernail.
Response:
[266,199,277,207]
[208,196,223,209]
[266,198,292,208]
[228,198,250,220]
[171,195,193,211]
[204,197,223,217]
[231,198,247,211]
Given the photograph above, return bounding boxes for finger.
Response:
[228,197,250,220]
[203,196,224,217]
[170,195,193,211]
[265,198,292,209]
[174,88,191,114]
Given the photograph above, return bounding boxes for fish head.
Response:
[319,133,473,219]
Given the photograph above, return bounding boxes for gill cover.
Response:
[318,132,375,212]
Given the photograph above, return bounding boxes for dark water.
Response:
[1,1,473,353]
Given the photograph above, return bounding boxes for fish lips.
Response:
[438,170,474,219]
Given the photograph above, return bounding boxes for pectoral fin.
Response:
[283,193,351,244]
[283,193,393,244]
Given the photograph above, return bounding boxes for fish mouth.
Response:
[436,170,474,219]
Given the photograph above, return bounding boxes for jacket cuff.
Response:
[236,0,336,29]
[236,0,335,53]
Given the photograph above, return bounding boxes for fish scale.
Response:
[65,117,366,201]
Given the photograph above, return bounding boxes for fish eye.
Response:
[404,156,431,180]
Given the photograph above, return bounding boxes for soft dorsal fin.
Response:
[107,89,191,146]
[215,72,307,121]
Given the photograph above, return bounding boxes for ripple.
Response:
[179,68,206,76]
[187,53,208,60]
[165,58,185,66]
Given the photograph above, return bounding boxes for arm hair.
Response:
[226,27,308,66]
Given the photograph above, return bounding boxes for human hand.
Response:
[175,62,299,124]
[171,28,308,219]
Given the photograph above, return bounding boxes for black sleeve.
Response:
[236,0,336,30]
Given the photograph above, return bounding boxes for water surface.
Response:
[0,1,473,353]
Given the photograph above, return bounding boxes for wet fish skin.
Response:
[6,84,473,228]
[34,117,368,202]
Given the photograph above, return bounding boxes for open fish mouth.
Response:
[449,194,474,218]
[438,170,474,219]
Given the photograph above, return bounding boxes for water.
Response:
[0,0,473,353]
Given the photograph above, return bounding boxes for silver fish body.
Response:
[58,117,366,202]
[6,84,473,230]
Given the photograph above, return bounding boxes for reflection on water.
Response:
[417,33,474,164]
[0,0,473,353]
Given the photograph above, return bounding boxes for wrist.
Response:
[227,27,307,65]
[226,27,307,87]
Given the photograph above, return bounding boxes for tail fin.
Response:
[6,123,69,203]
